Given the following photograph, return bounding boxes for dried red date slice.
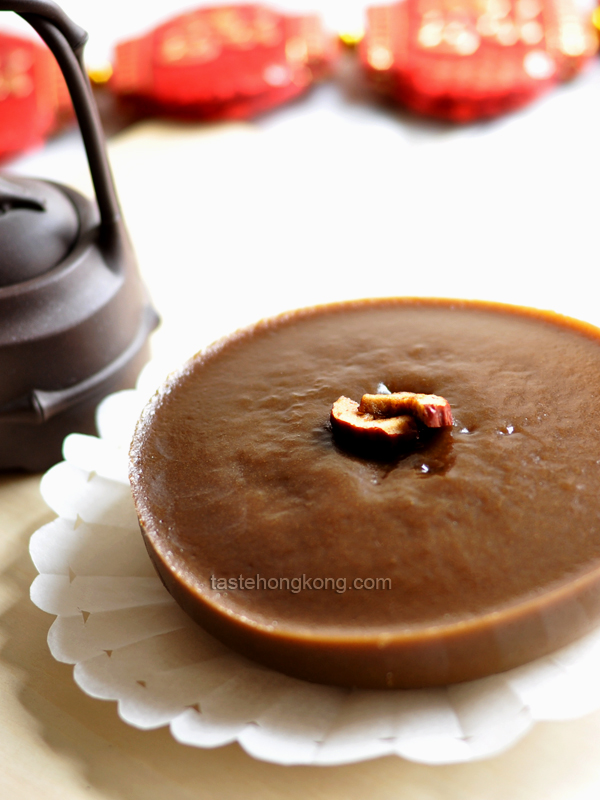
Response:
[331,396,419,444]
[359,392,453,428]
[111,5,334,120]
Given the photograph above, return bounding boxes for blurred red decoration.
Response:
[0,31,71,161]
[111,5,335,120]
[359,0,598,122]
[0,2,598,162]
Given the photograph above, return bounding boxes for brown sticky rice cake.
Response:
[130,298,600,688]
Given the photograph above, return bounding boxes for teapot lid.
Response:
[0,174,80,287]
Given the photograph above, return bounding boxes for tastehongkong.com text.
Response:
[210,574,392,594]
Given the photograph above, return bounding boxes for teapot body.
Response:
[0,181,158,471]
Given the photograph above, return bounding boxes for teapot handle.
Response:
[0,0,122,226]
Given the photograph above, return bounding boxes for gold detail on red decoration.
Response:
[286,36,308,63]
[520,20,544,44]
[252,7,283,47]
[156,6,283,67]
[518,0,543,19]
[209,8,255,46]
[368,44,395,69]
[160,35,187,63]
[0,48,34,99]
[544,0,597,73]
[523,48,556,78]
[263,63,290,86]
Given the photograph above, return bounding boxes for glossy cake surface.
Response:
[130,299,600,688]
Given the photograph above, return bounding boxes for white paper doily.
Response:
[29,362,600,766]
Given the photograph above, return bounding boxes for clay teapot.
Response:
[0,0,158,470]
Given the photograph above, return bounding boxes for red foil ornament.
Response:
[360,0,598,122]
[0,32,71,161]
[111,5,334,120]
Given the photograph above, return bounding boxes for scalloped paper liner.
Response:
[28,363,600,766]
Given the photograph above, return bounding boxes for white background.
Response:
[5,0,600,366]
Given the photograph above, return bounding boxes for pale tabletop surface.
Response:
[4,475,600,799]
[4,0,600,794]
